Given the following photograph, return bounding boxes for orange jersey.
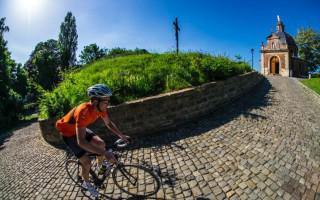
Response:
[56,102,107,137]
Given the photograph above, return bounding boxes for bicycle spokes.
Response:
[120,167,138,185]
[112,164,160,197]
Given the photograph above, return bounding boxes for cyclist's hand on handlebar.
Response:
[119,134,130,144]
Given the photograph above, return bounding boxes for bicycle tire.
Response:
[112,164,160,197]
[65,159,83,186]
[65,158,103,187]
[66,158,108,198]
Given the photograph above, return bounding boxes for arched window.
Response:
[272,42,275,49]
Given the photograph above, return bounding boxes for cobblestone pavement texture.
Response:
[1,76,320,200]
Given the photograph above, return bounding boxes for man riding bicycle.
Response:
[56,84,129,197]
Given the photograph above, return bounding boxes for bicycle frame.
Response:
[86,155,112,187]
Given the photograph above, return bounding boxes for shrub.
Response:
[0,90,24,129]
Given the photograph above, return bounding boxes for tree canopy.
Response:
[0,17,11,99]
[58,12,78,71]
[79,43,107,65]
[0,18,24,128]
[25,39,61,90]
[295,27,320,66]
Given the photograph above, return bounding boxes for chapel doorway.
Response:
[270,57,280,75]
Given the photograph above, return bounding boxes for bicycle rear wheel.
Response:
[65,158,107,198]
[112,164,160,197]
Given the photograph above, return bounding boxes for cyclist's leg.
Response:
[86,128,106,166]
[63,135,91,182]
[78,155,91,182]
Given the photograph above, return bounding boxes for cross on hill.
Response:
[173,17,180,54]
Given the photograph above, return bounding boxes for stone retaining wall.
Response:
[39,72,263,147]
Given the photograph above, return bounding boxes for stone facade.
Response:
[39,72,263,146]
[260,16,309,77]
[261,52,288,76]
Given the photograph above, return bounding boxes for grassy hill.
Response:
[301,78,320,95]
[39,52,252,119]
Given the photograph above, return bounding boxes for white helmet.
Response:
[87,84,112,98]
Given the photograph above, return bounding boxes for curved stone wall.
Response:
[39,72,263,147]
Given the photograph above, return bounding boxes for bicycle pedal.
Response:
[78,176,84,183]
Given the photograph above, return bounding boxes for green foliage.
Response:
[0,18,11,99]
[105,47,149,58]
[0,89,24,128]
[9,63,28,97]
[0,18,24,129]
[39,52,251,119]
[79,43,107,65]
[24,39,61,90]
[59,11,78,71]
[295,27,320,65]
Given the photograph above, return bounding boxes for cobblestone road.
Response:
[1,76,320,200]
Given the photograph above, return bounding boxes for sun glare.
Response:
[11,0,47,22]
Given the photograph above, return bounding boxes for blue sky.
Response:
[1,0,319,71]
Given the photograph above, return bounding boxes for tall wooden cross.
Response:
[173,17,180,54]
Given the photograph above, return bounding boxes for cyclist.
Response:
[56,84,129,197]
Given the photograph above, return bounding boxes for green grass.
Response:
[22,113,39,121]
[301,78,320,95]
[39,52,252,119]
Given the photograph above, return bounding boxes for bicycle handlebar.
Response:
[114,136,131,148]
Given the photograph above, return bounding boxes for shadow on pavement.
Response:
[109,77,274,199]
[125,77,273,150]
[0,118,38,151]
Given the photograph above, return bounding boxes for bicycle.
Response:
[65,138,161,199]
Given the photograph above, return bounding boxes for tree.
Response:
[58,12,78,71]
[9,63,28,98]
[0,18,10,100]
[79,43,107,64]
[295,27,320,66]
[0,18,23,128]
[25,39,61,90]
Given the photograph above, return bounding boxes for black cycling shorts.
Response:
[62,128,96,158]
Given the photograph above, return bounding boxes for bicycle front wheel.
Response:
[112,164,160,197]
